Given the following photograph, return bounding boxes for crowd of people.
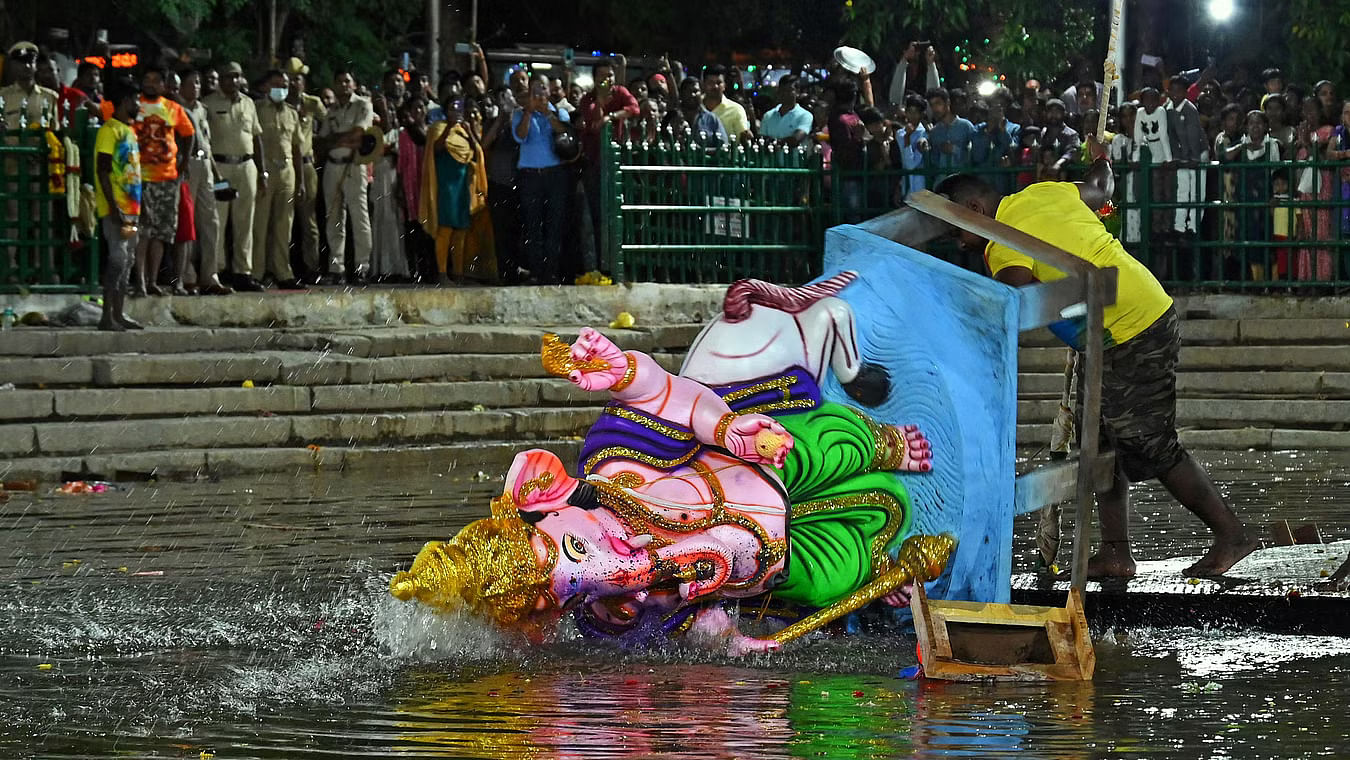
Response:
[3,35,1349,319]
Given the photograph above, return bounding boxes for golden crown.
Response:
[390,495,560,632]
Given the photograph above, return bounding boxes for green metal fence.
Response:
[603,126,824,284]
[601,128,1350,290]
[0,116,100,293]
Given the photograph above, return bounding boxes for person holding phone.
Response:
[512,74,571,285]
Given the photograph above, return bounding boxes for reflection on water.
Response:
[2,449,1348,758]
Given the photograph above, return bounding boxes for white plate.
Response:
[833,46,876,75]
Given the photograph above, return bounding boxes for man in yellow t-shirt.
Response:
[935,150,1256,580]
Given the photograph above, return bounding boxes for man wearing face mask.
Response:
[283,58,325,281]
[203,62,267,291]
[252,69,304,289]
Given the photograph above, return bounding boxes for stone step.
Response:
[0,406,605,458]
[7,370,1342,424]
[1016,424,1350,451]
[1019,318,1350,348]
[0,324,703,359]
[0,439,587,481]
[1015,371,1350,398]
[0,349,685,388]
[1019,345,1350,373]
[1018,398,1350,428]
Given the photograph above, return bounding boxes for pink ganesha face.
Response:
[529,506,659,607]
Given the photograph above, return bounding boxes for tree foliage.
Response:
[842,0,1100,83]
[1289,0,1350,96]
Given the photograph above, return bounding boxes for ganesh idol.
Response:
[390,275,956,655]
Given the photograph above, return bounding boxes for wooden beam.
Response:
[1018,267,1119,331]
[906,190,1095,276]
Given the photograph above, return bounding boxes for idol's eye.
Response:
[562,534,587,563]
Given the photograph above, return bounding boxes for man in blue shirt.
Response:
[663,77,727,148]
[511,74,572,284]
[924,87,976,170]
[761,74,813,145]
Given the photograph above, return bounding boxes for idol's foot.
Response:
[1183,534,1260,578]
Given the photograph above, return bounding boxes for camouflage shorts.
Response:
[1078,306,1187,482]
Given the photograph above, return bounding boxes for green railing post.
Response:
[1137,145,1153,278]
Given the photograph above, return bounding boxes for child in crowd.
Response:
[1110,102,1140,244]
[1214,103,1246,278]
[1239,109,1281,278]
[891,93,929,201]
[1269,169,1297,282]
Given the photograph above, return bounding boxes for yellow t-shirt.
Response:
[94,117,142,219]
[985,181,1172,348]
[710,98,750,140]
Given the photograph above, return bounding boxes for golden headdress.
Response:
[390,495,560,632]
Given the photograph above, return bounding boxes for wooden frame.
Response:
[912,582,1095,681]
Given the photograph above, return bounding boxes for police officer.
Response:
[252,69,304,288]
[317,70,374,285]
[202,61,267,291]
[284,57,326,281]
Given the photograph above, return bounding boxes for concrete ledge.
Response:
[33,416,293,455]
[52,386,310,418]
[340,440,584,474]
[99,283,726,328]
[206,447,342,475]
[0,356,93,386]
[311,380,550,412]
[1019,345,1350,373]
[82,450,207,477]
[0,390,54,420]
[1019,398,1350,427]
[0,455,85,480]
[91,353,283,386]
[0,424,37,456]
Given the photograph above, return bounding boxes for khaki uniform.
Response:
[318,94,373,275]
[292,93,326,272]
[184,99,220,282]
[202,91,262,277]
[252,98,303,281]
[1,83,59,276]
[0,83,58,129]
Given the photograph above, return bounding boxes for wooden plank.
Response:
[1014,452,1116,515]
[906,190,1095,276]
[928,600,1073,622]
[1018,267,1119,331]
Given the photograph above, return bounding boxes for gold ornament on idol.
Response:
[541,333,612,378]
[764,533,957,645]
[389,492,559,632]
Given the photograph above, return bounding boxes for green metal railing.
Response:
[0,115,100,293]
[601,128,1350,289]
[603,125,824,283]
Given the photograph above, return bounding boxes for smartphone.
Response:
[453,42,474,55]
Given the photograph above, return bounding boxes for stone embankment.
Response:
[0,288,1346,480]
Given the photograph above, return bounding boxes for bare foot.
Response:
[1084,552,1137,579]
[1183,535,1260,578]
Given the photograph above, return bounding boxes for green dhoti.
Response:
[768,403,912,608]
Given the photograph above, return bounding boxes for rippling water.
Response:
[3,449,1348,759]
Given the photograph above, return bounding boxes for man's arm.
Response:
[512,107,532,141]
[96,152,118,220]
[995,265,1036,287]
[1075,155,1114,211]
[888,60,908,106]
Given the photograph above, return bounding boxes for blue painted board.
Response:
[820,225,1020,604]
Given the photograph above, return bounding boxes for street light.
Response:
[1208,0,1234,21]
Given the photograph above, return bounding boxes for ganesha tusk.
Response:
[760,534,956,646]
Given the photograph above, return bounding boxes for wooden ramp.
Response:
[1011,541,1350,635]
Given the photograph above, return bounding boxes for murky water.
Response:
[3,449,1349,759]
